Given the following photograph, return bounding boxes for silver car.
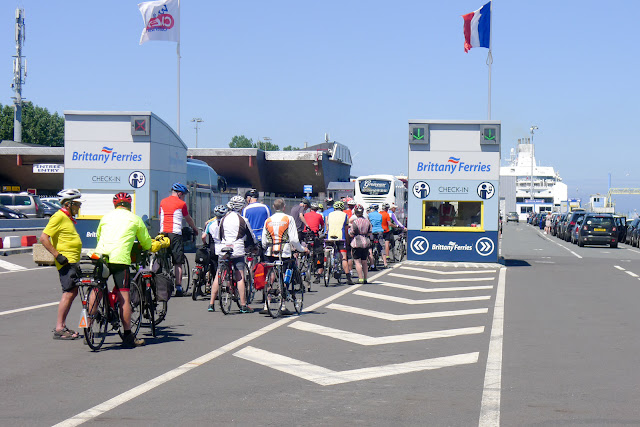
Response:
[0,193,45,218]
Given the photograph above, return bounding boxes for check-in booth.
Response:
[407,120,500,262]
[64,111,187,248]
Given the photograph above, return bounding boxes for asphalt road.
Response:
[1,222,640,426]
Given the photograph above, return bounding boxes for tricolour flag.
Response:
[139,0,180,45]
[462,2,491,53]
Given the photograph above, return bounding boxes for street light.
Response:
[530,125,538,213]
[191,118,203,148]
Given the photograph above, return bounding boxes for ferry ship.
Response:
[499,138,568,221]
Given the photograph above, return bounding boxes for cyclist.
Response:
[159,183,198,297]
[203,205,227,311]
[368,204,386,268]
[40,189,84,340]
[326,200,353,285]
[242,189,271,249]
[261,198,308,315]
[380,203,394,264]
[95,192,154,348]
[210,195,255,313]
[290,198,310,235]
[323,197,334,222]
[303,202,325,284]
[349,204,372,284]
[389,204,406,230]
[344,199,356,218]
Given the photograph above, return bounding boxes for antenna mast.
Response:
[12,8,26,143]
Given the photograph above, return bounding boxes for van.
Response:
[0,193,45,218]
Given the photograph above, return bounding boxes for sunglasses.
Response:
[72,202,82,207]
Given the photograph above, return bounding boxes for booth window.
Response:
[422,200,484,231]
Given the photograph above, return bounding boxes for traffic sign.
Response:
[303,184,312,193]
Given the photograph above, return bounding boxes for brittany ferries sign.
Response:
[410,152,499,180]
[65,142,149,170]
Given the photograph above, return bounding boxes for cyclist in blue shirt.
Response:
[368,204,387,268]
[242,189,271,244]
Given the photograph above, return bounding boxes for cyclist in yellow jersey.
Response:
[40,189,84,340]
[326,201,353,284]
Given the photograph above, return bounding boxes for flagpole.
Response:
[177,41,181,136]
[487,0,493,120]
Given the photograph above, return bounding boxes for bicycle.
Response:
[151,235,191,296]
[323,240,344,286]
[370,233,383,270]
[217,246,253,314]
[263,244,304,318]
[77,254,144,351]
[132,245,168,328]
[192,246,214,301]
[392,229,407,262]
[300,231,319,291]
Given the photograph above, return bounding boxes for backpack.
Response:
[195,246,210,266]
[252,262,269,290]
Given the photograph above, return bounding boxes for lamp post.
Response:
[191,118,203,148]
[530,125,538,213]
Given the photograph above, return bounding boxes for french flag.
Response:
[462,2,491,53]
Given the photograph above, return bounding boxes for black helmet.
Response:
[245,189,258,199]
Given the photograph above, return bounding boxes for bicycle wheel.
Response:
[181,256,191,294]
[123,277,143,338]
[291,268,304,315]
[373,247,380,270]
[219,270,233,315]
[145,285,156,338]
[244,263,255,304]
[323,250,332,287]
[84,286,108,351]
[334,253,343,285]
[265,268,283,318]
[191,266,203,301]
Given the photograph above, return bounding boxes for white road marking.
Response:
[327,303,489,320]
[0,301,58,316]
[0,258,27,271]
[0,266,50,275]
[53,265,397,426]
[614,265,625,271]
[478,266,507,427]
[624,247,640,254]
[289,321,484,345]
[399,266,497,275]
[388,272,494,283]
[377,281,493,293]
[354,290,490,305]
[540,233,582,259]
[233,346,479,386]
[626,271,639,278]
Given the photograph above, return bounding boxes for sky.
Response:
[2,1,639,211]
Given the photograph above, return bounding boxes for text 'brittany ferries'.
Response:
[416,156,491,174]
[71,147,143,164]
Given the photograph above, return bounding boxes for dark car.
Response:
[576,213,618,248]
[570,216,584,244]
[613,215,627,244]
[41,201,60,218]
[563,210,587,242]
[0,204,28,219]
[625,218,640,245]
[553,213,567,237]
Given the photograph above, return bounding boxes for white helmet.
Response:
[227,195,245,212]
[57,189,83,204]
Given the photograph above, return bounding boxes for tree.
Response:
[229,135,254,148]
[282,145,300,151]
[255,139,279,151]
[0,101,65,146]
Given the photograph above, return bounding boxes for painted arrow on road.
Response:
[399,266,497,275]
[388,272,494,283]
[327,303,489,320]
[234,346,479,386]
[354,290,491,305]
[289,321,484,345]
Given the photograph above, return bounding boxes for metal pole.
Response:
[486,0,493,120]
[177,42,181,136]
[191,118,203,148]
[530,126,538,213]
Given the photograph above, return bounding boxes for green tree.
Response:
[255,139,279,151]
[282,145,300,151]
[229,135,254,148]
[0,101,64,146]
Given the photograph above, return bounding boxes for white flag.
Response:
[139,0,180,45]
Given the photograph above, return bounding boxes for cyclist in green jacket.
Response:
[95,192,153,348]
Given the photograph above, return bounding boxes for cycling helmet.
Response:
[325,197,334,206]
[171,182,189,194]
[57,189,82,204]
[370,203,379,211]
[318,203,324,209]
[227,195,245,212]
[354,204,364,215]
[310,202,319,209]
[245,188,258,199]
[113,192,132,206]
[347,199,356,206]
[382,202,390,210]
[333,201,345,210]
[214,204,228,218]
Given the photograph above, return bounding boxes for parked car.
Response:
[613,215,627,244]
[570,216,584,244]
[0,193,45,218]
[41,201,60,218]
[564,210,587,242]
[506,212,519,222]
[40,197,62,209]
[553,213,567,237]
[576,213,618,248]
[0,204,28,219]
[625,218,640,245]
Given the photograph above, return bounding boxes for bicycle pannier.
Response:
[195,247,210,266]
[253,262,268,290]
[155,272,174,302]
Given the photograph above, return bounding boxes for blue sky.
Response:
[2,1,639,211]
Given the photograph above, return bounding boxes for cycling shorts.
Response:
[168,233,185,265]
[58,263,80,293]
[108,263,130,291]
[351,247,369,261]
[219,256,245,273]
[383,231,393,242]
[325,239,347,252]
